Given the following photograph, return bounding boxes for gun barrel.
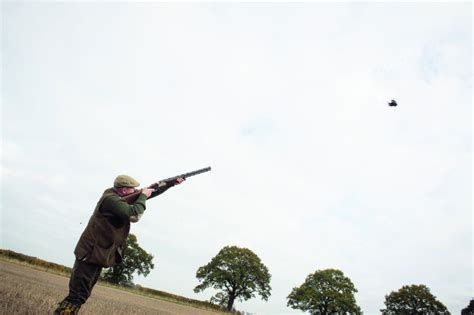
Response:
[163,166,212,182]
[147,166,211,200]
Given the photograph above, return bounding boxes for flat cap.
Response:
[113,175,140,188]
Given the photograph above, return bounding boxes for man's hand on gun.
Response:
[140,177,185,198]
[140,187,156,198]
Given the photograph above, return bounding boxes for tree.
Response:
[287,268,362,315]
[102,233,154,285]
[462,299,474,315]
[193,245,272,311]
[381,284,450,315]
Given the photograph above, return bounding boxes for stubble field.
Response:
[0,260,223,315]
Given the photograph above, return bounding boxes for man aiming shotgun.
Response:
[54,167,211,315]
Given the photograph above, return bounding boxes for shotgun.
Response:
[123,166,211,204]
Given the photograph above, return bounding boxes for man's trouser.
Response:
[54,259,103,314]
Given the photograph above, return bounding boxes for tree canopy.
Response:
[287,268,362,315]
[461,299,474,315]
[381,284,450,315]
[102,233,154,285]
[193,245,272,311]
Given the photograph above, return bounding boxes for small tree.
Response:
[194,245,272,311]
[102,233,154,285]
[381,284,450,315]
[287,268,362,315]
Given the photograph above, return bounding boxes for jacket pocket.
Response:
[88,243,116,267]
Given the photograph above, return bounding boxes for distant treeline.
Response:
[0,249,227,314]
[136,286,222,311]
[0,249,72,275]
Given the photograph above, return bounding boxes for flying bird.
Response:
[388,100,397,107]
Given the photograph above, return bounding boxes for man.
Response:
[54,174,184,314]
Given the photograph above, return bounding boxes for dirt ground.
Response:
[0,260,223,315]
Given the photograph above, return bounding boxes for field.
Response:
[0,260,225,315]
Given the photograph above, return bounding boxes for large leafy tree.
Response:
[287,268,362,315]
[102,233,154,285]
[381,284,450,315]
[194,245,272,311]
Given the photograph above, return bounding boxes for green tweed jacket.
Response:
[74,188,147,267]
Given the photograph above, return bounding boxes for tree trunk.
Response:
[226,294,236,311]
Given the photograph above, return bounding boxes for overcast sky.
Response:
[1,2,472,315]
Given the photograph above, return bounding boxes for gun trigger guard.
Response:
[158,181,167,187]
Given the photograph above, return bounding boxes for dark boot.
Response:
[53,300,81,315]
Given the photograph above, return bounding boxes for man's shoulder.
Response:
[99,188,122,207]
[99,189,124,215]
[102,188,119,199]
